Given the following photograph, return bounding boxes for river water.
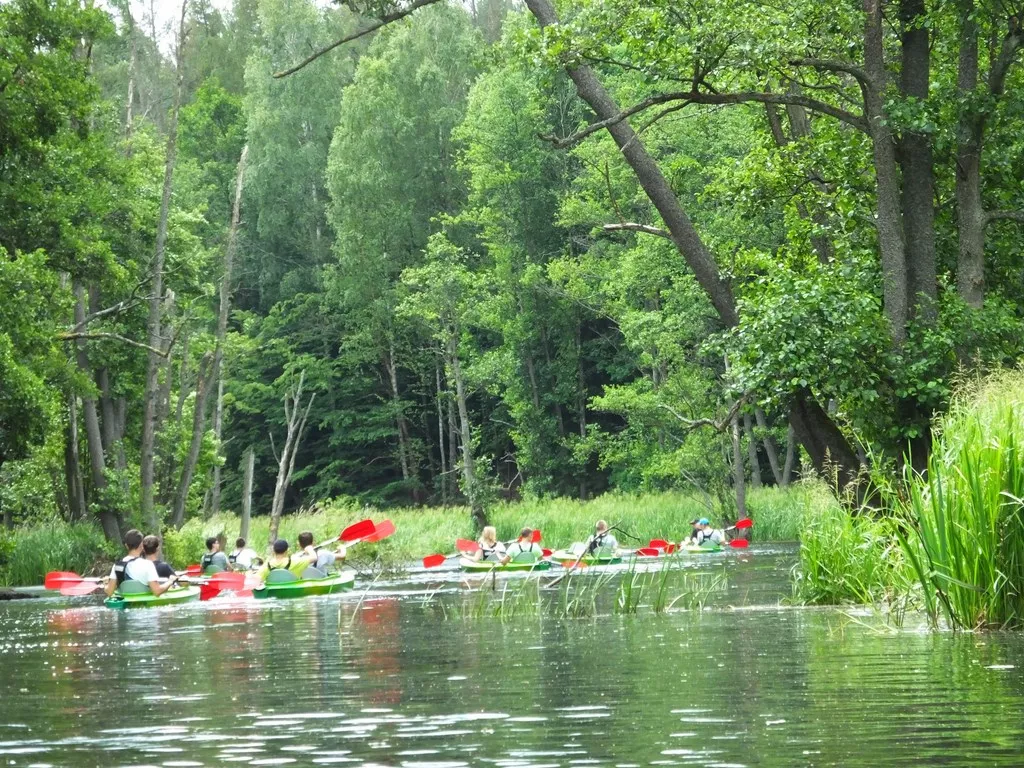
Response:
[2,546,1024,767]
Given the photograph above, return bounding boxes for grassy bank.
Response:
[2,486,815,586]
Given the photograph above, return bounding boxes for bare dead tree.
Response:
[267,371,316,545]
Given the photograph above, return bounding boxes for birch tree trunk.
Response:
[447,333,487,529]
[435,364,447,502]
[63,393,87,522]
[730,413,747,519]
[782,424,797,486]
[743,412,762,489]
[140,0,188,530]
[754,408,784,486]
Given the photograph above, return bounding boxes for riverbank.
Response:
[0,484,833,586]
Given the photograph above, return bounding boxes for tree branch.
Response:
[542,90,867,148]
[602,222,672,239]
[987,210,1024,224]
[657,397,747,433]
[58,332,168,357]
[273,0,445,78]
[789,57,871,89]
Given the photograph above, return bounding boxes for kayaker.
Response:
[689,518,725,546]
[591,520,618,551]
[502,528,541,564]
[297,530,346,572]
[104,529,178,597]
[472,526,505,562]
[254,539,316,586]
[228,537,261,570]
[142,535,175,579]
[200,537,231,573]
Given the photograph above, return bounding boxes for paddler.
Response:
[502,528,542,564]
[472,526,505,562]
[228,537,261,570]
[200,536,231,573]
[297,530,346,573]
[591,520,618,551]
[142,534,175,578]
[688,518,725,547]
[104,529,179,598]
[253,538,317,587]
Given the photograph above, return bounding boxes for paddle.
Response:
[361,519,395,544]
[727,518,753,531]
[44,571,101,590]
[546,521,624,587]
[728,539,750,549]
[314,518,376,550]
[423,539,480,568]
[60,580,107,596]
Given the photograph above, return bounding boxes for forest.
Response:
[1,0,1023,549]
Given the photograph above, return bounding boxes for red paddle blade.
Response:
[729,539,750,548]
[423,554,447,568]
[531,529,542,543]
[649,539,669,549]
[199,583,221,601]
[455,538,480,553]
[665,543,677,554]
[562,560,587,569]
[61,581,102,596]
[734,518,753,529]
[364,520,395,543]
[542,548,552,557]
[45,571,83,589]
[340,518,376,543]
[636,547,661,557]
[208,572,245,589]
[185,564,202,577]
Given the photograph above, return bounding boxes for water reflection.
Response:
[0,548,1023,766]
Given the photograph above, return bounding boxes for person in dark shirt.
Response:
[142,535,176,579]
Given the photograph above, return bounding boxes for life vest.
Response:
[200,552,216,569]
[113,555,139,586]
[228,551,238,564]
[268,556,291,571]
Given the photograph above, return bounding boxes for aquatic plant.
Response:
[0,519,115,586]
[891,372,1024,630]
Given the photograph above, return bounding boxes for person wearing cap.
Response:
[471,526,506,562]
[689,518,725,546]
[253,539,316,587]
[502,528,541,564]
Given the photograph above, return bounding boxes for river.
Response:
[1,546,1023,766]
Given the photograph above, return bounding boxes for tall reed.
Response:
[891,372,1024,629]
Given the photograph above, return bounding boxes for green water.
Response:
[2,547,1024,766]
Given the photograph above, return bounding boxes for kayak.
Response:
[252,569,355,600]
[459,557,551,572]
[104,585,201,610]
[548,548,622,566]
[683,543,723,553]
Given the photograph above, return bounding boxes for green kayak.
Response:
[252,569,355,599]
[684,543,723,553]
[549,547,622,566]
[104,585,201,610]
[459,557,551,572]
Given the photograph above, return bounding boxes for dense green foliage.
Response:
[1,0,1022,567]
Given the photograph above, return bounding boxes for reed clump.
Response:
[890,371,1024,630]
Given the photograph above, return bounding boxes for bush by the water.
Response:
[890,370,1024,630]
[0,519,117,587]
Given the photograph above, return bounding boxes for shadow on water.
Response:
[1,545,1024,766]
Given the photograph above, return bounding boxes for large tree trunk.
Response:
[73,284,120,541]
[171,352,214,528]
[863,0,909,344]
[788,391,862,488]
[899,0,937,323]
[63,393,87,522]
[210,144,248,516]
[448,332,487,529]
[140,0,188,530]
[240,446,254,541]
[782,424,797,486]
[385,339,413,485]
[435,363,448,502]
[743,412,762,489]
[754,408,784,486]
[730,413,747,519]
[955,5,986,308]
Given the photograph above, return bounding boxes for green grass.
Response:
[888,370,1024,630]
[0,519,118,587]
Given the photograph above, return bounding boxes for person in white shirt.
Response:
[228,537,261,570]
[104,529,178,597]
[591,520,618,551]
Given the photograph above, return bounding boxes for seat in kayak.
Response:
[118,580,151,595]
[203,564,226,575]
[301,566,328,580]
[512,551,542,564]
[266,569,299,584]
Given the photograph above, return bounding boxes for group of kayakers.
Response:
[468,517,729,563]
[105,528,351,596]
